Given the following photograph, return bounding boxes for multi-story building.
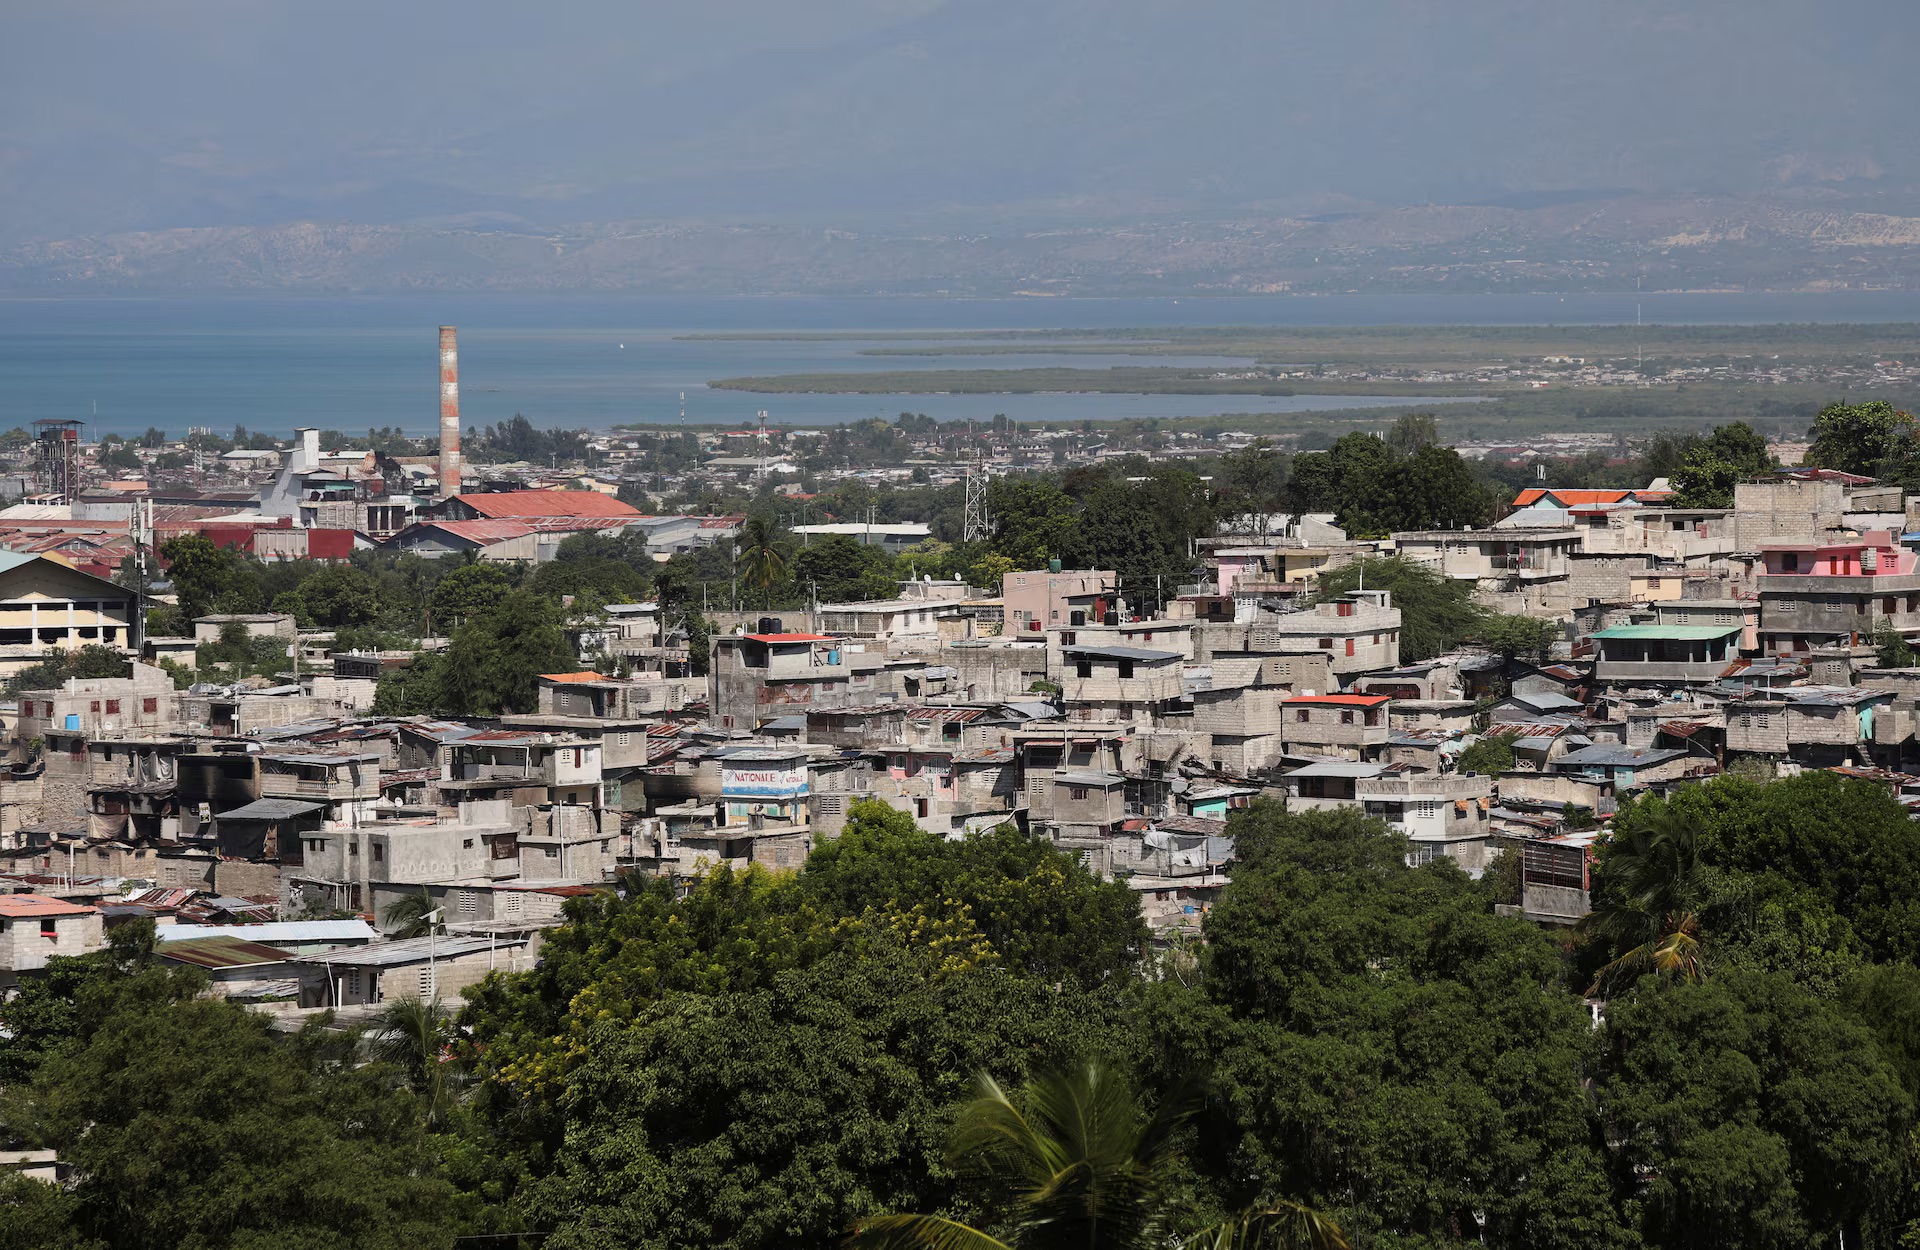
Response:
[441,731,603,809]
[1359,772,1496,876]
[1391,528,1582,614]
[1588,623,1743,686]
[15,663,176,742]
[1057,645,1184,724]
[0,551,143,678]
[1002,568,1118,635]
[709,632,851,731]
[1280,693,1392,760]
[1250,591,1401,674]
[1756,534,1920,653]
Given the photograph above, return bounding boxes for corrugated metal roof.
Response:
[1283,761,1391,778]
[1590,624,1743,640]
[156,920,375,944]
[214,798,324,821]
[1061,645,1181,662]
[158,936,296,969]
[291,935,528,968]
[400,519,536,545]
[0,893,95,918]
[457,491,640,520]
[1556,745,1687,766]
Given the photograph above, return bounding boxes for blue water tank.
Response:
[64,714,79,731]
[827,649,841,664]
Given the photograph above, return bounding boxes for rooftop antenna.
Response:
[680,392,686,427]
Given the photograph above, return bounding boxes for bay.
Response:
[4,291,1920,438]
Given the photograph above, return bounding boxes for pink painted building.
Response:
[1757,532,1920,652]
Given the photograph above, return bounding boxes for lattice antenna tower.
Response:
[963,443,992,544]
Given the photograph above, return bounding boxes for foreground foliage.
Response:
[854,1061,1349,1250]
[9,784,1920,1248]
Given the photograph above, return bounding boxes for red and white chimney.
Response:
[439,325,461,493]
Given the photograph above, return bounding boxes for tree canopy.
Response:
[1287,433,1494,535]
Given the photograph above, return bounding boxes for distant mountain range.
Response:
[9,0,1920,294]
[10,192,1920,296]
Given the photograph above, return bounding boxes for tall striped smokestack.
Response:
[439,325,461,494]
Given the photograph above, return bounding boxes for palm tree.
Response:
[1580,802,1719,995]
[850,1060,1348,1250]
[370,996,461,1128]
[737,514,793,609]
[380,888,443,939]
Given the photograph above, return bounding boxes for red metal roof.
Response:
[744,632,833,643]
[0,893,96,918]
[1512,488,1636,507]
[1284,693,1391,706]
[456,491,640,521]
[410,519,536,545]
[540,671,613,683]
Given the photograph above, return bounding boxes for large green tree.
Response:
[1287,435,1491,534]
[1805,400,1918,478]
[291,563,383,628]
[429,589,575,715]
[1,930,461,1249]
[1174,802,1628,1250]
[1593,971,1911,1250]
[987,479,1079,569]
[1668,422,1775,508]
[158,534,243,622]
[461,808,1143,1250]
[430,562,513,627]
[793,535,899,604]
[736,514,795,608]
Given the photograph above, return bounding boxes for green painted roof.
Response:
[1589,624,1742,640]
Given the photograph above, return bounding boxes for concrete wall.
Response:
[0,909,102,971]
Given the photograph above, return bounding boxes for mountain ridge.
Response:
[11,193,1920,297]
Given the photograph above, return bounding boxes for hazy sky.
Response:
[5,0,1918,242]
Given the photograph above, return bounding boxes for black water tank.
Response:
[1104,611,1119,626]
[1070,610,1086,627]
[758,616,783,634]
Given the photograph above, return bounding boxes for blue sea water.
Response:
[3,291,1919,438]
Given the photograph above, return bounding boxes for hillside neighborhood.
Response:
[0,412,1914,1001]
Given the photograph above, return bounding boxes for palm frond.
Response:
[379,887,442,939]
[1183,1201,1352,1250]
[847,1214,1013,1250]
[1587,911,1705,996]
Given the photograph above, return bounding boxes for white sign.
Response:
[721,764,808,798]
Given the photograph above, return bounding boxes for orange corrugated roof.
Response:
[540,671,612,683]
[456,491,641,520]
[1284,693,1391,706]
[1512,488,1638,507]
[0,893,96,918]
